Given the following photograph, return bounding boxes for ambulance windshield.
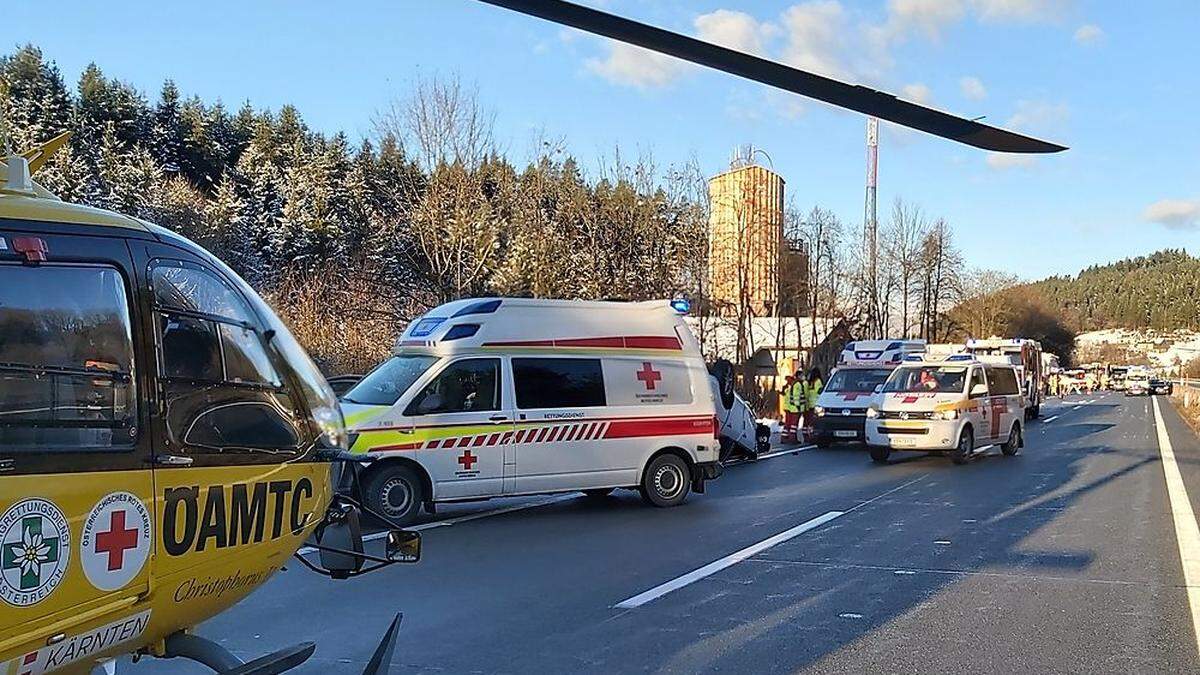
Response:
[883,366,968,394]
[824,368,891,393]
[344,355,438,406]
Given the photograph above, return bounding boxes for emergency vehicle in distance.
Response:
[964,338,1045,420]
[812,340,926,447]
[0,136,417,675]
[865,356,1026,464]
[1125,367,1152,396]
[340,298,724,525]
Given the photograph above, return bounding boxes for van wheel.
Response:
[869,445,890,463]
[363,464,424,526]
[1001,423,1021,456]
[951,428,974,465]
[640,454,691,507]
[583,488,615,499]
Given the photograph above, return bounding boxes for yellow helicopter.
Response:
[0,132,419,675]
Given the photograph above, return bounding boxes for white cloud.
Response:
[901,82,933,104]
[1006,99,1069,132]
[695,9,777,57]
[885,0,968,41]
[1144,199,1200,230]
[585,42,689,89]
[971,0,1069,23]
[779,1,854,81]
[1074,24,1105,45]
[960,76,987,100]
[986,153,1037,170]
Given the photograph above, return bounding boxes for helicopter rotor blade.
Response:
[473,0,1067,154]
[361,613,403,675]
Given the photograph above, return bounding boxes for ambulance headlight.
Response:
[814,406,826,417]
[865,407,879,419]
[934,409,959,421]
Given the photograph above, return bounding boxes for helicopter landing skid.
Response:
[163,632,315,674]
[161,613,403,674]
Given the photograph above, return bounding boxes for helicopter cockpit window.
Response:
[152,263,280,387]
[0,264,136,448]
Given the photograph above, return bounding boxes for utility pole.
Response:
[864,117,879,338]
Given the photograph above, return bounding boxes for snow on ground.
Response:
[1075,328,1200,370]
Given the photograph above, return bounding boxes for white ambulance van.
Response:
[340,298,723,524]
[812,339,925,447]
[864,356,1025,465]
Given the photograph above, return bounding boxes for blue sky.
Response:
[8,0,1199,279]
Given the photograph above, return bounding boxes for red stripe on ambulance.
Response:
[481,335,683,351]
[602,416,715,439]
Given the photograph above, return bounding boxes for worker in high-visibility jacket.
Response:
[800,368,824,441]
[781,373,803,444]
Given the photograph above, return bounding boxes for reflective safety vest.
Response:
[784,381,805,413]
[804,378,823,408]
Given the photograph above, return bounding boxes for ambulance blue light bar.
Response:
[409,317,446,337]
[670,298,691,314]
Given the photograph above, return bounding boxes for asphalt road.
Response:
[139,391,1200,674]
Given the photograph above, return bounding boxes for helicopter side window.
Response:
[0,263,137,448]
[152,264,280,387]
[152,261,299,458]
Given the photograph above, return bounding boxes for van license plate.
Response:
[892,438,916,447]
[834,430,857,438]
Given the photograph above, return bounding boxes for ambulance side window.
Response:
[405,358,500,416]
[969,367,988,398]
[513,358,607,409]
[987,367,1020,396]
[0,263,137,448]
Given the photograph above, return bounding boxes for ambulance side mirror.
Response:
[873,384,883,393]
[970,384,988,398]
[386,530,421,563]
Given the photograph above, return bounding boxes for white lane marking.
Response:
[297,493,581,556]
[1152,394,1200,656]
[612,510,844,609]
[1072,406,1082,411]
[1044,415,1059,423]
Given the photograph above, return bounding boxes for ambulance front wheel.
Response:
[868,445,890,464]
[640,453,691,507]
[363,463,425,527]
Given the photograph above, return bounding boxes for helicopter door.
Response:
[136,245,311,582]
[0,232,154,646]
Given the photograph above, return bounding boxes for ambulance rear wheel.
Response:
[640,454,690,507]
[364,464,424,526]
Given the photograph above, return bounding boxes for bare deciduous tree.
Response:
[375,73,495,172]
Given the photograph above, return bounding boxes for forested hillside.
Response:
[1027,250,1200,332]
[0,46,709,373]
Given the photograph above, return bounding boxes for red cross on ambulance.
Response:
[636,362,662,390]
